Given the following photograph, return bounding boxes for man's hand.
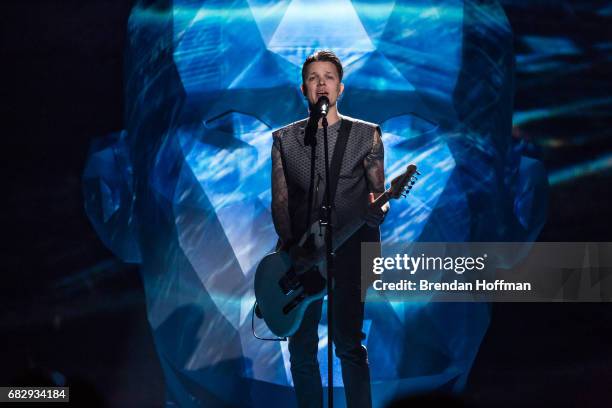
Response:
[288,245,316,272]
[364,202,389,228]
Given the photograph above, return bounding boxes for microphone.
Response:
[315,96,330,117]
[304,96,330,145]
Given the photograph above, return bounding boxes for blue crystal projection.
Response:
[83,0,547,406]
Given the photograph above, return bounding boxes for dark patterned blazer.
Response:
[271,115,383,246]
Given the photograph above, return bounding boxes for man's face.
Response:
[301,61,344,108]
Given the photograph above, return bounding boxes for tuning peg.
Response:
[416,170,421,175]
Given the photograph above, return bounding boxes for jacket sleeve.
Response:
[271,131,293,249]
[364,127,385,195]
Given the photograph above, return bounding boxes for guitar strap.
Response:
[302,118,352,247]
[328,118,352,206]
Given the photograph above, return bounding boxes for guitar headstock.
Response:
[388,164,419,199]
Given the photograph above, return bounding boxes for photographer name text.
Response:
[372,279,532,292]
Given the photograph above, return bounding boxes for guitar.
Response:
[254,164,419,338]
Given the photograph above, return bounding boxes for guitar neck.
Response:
[371,191,392,208]
[295,163,417,271]
[331,191,389,250]
[298,190,390,261]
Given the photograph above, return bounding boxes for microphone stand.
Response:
[319,114,335,408]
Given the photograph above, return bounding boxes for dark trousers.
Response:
[288,226,377,408]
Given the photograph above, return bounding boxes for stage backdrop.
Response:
[83,0,547,406]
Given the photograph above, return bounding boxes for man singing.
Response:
[271,50,387,408]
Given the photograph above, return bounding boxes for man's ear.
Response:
[339,82,344,97]
[301,83,306,97]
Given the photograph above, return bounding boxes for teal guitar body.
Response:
[254,249,326,338]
